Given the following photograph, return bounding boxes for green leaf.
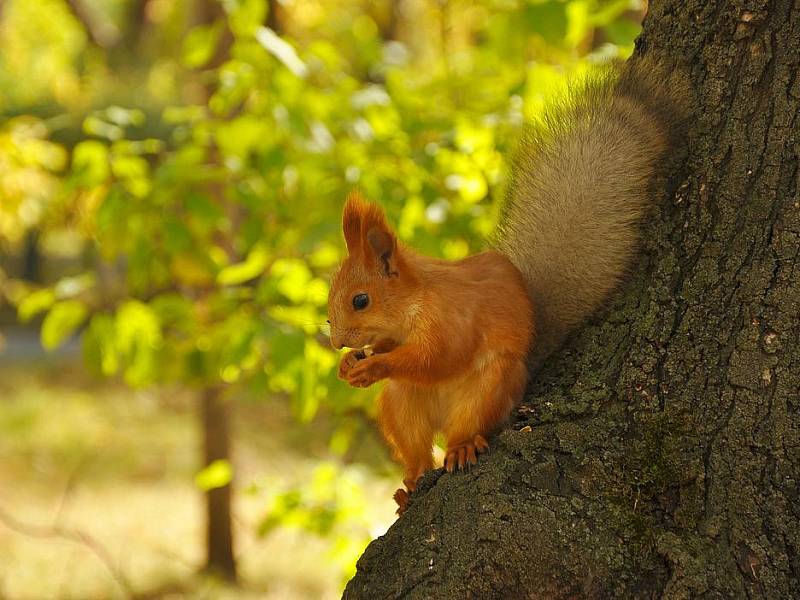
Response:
[41,300,88,350]
[82,314,119,376]
[115,300,162,386]
[104,106,145,127]
[270,258,312,303]
[217,243,269,285]
[566,0,591,48]
[195,459,233,491]
[255,26,308,78]
[228,0,268,37]
[215,116,270,158]
[83,116,123,141]
[18,288,55,322]
[182,22,224,68]
[54,273,95,299]
[111,154,149,180]
[111,154,151,197]
[162,218,193,252]
[72,141,109,185]
[524,1,569,45]
[308,242,340,269]
[150,293,193,328]
[258,490,302,536]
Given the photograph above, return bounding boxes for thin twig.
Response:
[0,504,132,599]
[54,453,93,522]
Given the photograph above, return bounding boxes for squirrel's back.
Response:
[496,58,691,367]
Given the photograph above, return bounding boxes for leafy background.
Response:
[0,0,644,597]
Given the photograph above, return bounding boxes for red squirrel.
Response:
[327,58,689,514]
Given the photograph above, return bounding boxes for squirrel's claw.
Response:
[444,434,489,472]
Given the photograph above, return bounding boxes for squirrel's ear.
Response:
[344,192,400,276]
[366,226,398,277]
[342,192,364,255]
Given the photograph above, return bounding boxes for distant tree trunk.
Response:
[22,231,40,282]
[193,0,238,581]
[345,1,800,598]
[201,386,236,580]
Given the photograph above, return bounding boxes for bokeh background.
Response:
[0,0,645,597]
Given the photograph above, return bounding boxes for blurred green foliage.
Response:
[0,0,644,584]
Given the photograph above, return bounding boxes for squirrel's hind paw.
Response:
[393,488,410,515]
[444,434,489,472]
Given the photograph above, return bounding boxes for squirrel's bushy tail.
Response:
[497,57,691,368]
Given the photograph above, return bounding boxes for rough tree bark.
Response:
[344,1,800,597]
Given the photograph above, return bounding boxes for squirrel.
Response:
[327,57,690,514]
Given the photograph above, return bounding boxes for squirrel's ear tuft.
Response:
[366,226,398,277]
[342,191,366,255]
[342,191,399,275]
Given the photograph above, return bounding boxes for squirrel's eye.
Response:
[352,293,369,311]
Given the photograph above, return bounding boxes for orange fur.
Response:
[329,192,533,513]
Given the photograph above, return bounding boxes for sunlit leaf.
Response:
[182,22,224,68]
[17,288,55,322]
[255,26,308,78]
[162,105,206,124]
[104,106,145,127]
[82,313,118,376]
[72,141,109,185]
[54,273,95,299]
[566,0,591,48]
[270,258,312,303]
[41,300,87,350]
[215,116,270,158]
[228,0,268,36]
[83,116,123,141]
[195,459,233,491]
[115,300,162,386]
[308,242,340,269]
[524,62,568,119]
[217,243,269,285]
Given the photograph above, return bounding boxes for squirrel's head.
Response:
[327,192,416,351]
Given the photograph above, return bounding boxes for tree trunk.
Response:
[22,231,40,283]
[201,386,236,580]
[344,1,800,598]
[192,0,238,582]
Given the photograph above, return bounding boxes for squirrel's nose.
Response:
[330,333,344,350]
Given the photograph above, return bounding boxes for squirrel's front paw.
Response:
[346,357,388,387]
[337,350,361,380]
[444,434,489,472]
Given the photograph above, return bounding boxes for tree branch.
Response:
[65,0,119,48]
